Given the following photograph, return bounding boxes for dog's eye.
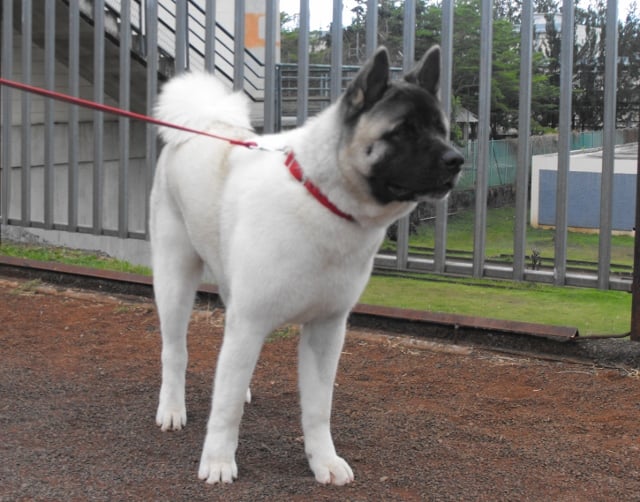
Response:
[366,145,374,155]
[385,122,413,140]
[383,127,401,140]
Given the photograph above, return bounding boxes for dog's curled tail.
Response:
[154,71,252,145]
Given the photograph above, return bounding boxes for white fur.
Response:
[150,72,416,486]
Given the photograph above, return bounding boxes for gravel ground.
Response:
[1,276,640,501]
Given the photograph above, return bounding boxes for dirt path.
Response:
[1,277,639,501]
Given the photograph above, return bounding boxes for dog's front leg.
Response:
[198,314,266,484]
[299,314,354,485]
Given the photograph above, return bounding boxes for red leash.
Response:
[0,77,258,149]
[0,77,356,223]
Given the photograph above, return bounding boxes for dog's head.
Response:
[339,46,463,204]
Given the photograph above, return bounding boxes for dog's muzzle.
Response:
[420,147,464,200]
[441,149,465,174]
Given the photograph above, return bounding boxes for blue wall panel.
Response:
[538,170,636,231]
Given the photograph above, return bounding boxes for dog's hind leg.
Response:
[198,311,269,483]
[299,313,354,485]
[151,198,204,432]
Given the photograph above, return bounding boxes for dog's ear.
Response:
[404,45,441,96]
[343,47,390,121]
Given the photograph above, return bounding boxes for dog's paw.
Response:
[309,454,354,485]
[198,456,238,484]
[155,404,186,431]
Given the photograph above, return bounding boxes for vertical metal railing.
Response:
[204,0,216,72]
[1,0,12,227]
[330,0,343,103]
[296,0,310,125]
[554,0,575,286]
[92,0,105,234]
[0,0,634,294]
[513,0,534,281]
[119,0,132,239]
[175,1,188,73]
[144,0,159,236]
[44,0,56,230]
[21,0,32,227]
[263,1,278,134]
[233,0,245,91]
[395,0,416,271]
[434,0,455,274]
[68,0,80,232]
[597,0,619,289]
[365,0,377,57]
[472,0,493,278]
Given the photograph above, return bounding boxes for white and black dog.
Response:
[150,45,463,486]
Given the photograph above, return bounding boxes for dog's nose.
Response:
[442,149,464,173]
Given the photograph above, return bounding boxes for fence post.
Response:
[631,129,640,342]
[472,0,493,278]
[597,0,619,290]
[263,0,278,133]
[433,0,455,274]
[395,0,416,271]
[296,0,310,125]
[233,0,245,91]
[513,0,533,281]
[1,0,13,227]
[330,0,343,102]
[554,0,575,285]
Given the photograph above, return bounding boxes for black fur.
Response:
[343,46,463,204]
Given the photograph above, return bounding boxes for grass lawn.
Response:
[384,206,635,270]
[362,273,631,337]
[0,242,152,276]
[0,238,633,337]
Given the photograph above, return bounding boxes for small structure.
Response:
[531,143,638,233]
[455,107,478,141]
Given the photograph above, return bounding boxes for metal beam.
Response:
[554,0,575,285]
[1,0,13,226]
[44,0,56,230]
[632,130,640,342]
[396,0,416,271]
[205,0,216,72]
[144,0,159,238]
[21,0,33,226]
[175,0,188,73]
[119,0,132,238]
[330,0,343,102]
[68,0,80,231]
[472,0,493,278]
[434,0,455,274]
[365,0,378,57]
[234,0,245,91]
[297,0,310,125]
[597,0,618,289]
[263,0,278,133]
[513,0,534,280]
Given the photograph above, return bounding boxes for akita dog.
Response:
[150,45,463,485]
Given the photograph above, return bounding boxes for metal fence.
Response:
[0,0,634,292]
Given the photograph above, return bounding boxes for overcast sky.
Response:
[279,0,637,32]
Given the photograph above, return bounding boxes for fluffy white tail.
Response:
[154,72,252,145]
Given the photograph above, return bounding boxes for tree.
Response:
[573,1,606,130]
[280,0,638,136]
[452,0,531,137]
[617,2,640,127]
